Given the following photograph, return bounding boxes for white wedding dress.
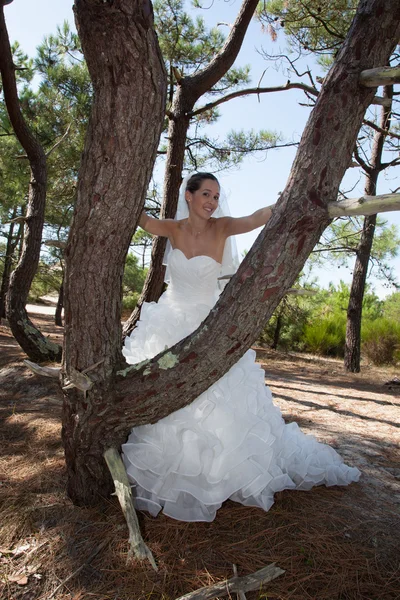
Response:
[122,248,360,522]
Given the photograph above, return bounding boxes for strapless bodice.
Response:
[166,248,221,307]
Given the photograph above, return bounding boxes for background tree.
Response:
[0,10,63,361]
[0,22,91,331]
[344,87,399,371]
[259,0,400,371]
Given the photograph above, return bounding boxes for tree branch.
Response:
[360,66,400,87]
[46,123,72,157]
[185,0,260,99]
[363,118,400,140]
[189,81,318,117]
[328,193,400,217]
[353,145,372,174]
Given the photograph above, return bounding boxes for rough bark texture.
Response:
[62,0,167,504]
[344,86,393,372]
[123,0,260,336]
[64,0,400,505]
[0,6,62,362]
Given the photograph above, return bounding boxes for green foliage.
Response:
[122,254,147,311]
[361,318,400,365]
[123,253,147,295]
[382,291,400,322]
[258,0,357,56]
[258,292,312,351]
[303,315,346,356]
[258,281,387,358]
[28,262,63,302]
[308,217,400,287]
[122,292,141,311]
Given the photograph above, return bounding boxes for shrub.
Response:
[361,318,400,365]
[303,315,346,357]
[122,291,140,311]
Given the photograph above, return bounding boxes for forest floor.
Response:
[0,307,399,600]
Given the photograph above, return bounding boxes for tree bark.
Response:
[344,86,393,372]
[64,0,400,505]
[0,6,62,362]
[55,279,64,327]
[62,0,167,505]
[0,208,17,320]
[123,0,261,337]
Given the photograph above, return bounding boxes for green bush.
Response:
[122,291,140,311]
[28,263,63,302]
[361,318,400,365]
[303,315,346,357]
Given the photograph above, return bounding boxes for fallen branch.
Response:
[103,447,157,571]
[174,563,285,600]
[24,359,60,379]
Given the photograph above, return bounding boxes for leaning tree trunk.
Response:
[62,0,400,506]
[62,0,167,505]
[123,0,260,337]
[0,6,62,362]
[344,86,393,372]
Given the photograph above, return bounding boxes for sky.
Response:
[3,0,400,297]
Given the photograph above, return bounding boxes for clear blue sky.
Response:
[3,0,399,297]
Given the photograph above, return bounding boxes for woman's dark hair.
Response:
[185,172,219,193]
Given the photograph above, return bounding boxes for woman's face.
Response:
[186,179,220,219]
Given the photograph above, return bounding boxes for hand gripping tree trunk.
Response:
[344,86,393,372]
[64,0,400,506]
[62,0,167,505]
[0,6,62,362]
[123,0,260,337]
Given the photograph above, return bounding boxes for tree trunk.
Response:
[62,0,167,505]
[123,0,261,337]
[344,86,393,372]
[271,312,283,350]
[123,87,190,336]
[0,209,17,320]
[0,6,62,362]
[64,0,400,506]
[55,279,64,327]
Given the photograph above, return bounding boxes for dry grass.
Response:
[0,318,399,599]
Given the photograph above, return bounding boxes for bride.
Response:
[122,172,360,522]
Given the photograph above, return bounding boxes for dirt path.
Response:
[0,311,399,599]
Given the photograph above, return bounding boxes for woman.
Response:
[122,172,360,522]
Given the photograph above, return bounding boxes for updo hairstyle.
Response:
[185,172,219,193]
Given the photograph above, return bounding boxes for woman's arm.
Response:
[220,205,275,237]
[139,211,176,237]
